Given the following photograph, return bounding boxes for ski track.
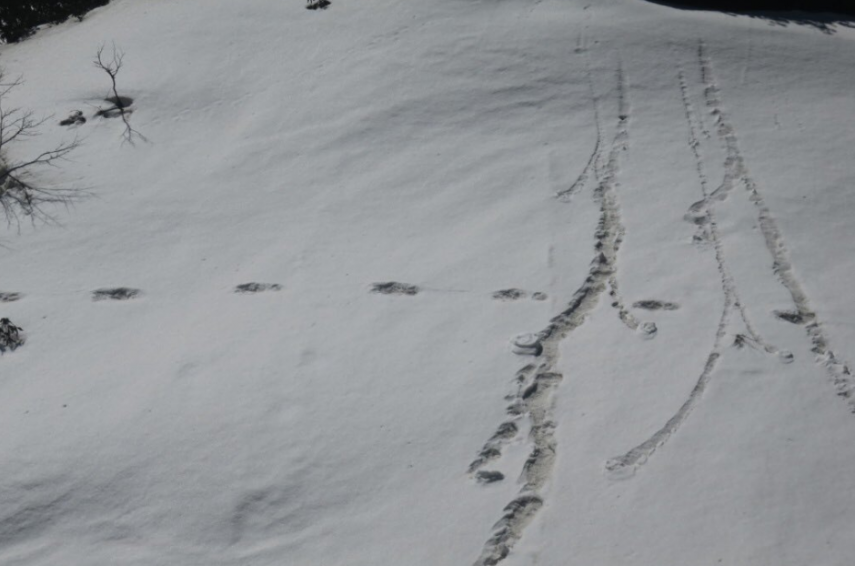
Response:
[469,62,635,566]
[606,40,852,478]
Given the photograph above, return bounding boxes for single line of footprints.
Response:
[2,281,547,355]
[0,283,283,354]
[370,281,549,302]
[0,277,674,357]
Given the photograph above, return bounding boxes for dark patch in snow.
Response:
[306,0,331,10]
[632,300,679,311]
[492,289,528,301]
[0,292,22,303]
[59,110,86,126]
[645,0,855,35]
[370,282,419,296]
[234,282,282,294]
[95,97,134,119]
[0,317,24,352]
[774,310,804,324]
[106,95,133,108]
[92,287,141,301]
[476,471,505,484]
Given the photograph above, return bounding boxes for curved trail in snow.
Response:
[469,60,635,566]
[606,40,853,478]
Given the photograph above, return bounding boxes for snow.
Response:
[2,0,855,564]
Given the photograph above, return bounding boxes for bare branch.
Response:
[3,139,79,176]
[94,42,124,107]
[0,72,24,99]
[0,69,85,229]
[93,42,144,144]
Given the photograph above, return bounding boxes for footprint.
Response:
[234,282,282,294]
[0,292,22,303]
[475,470,505,484]
[59,110,86,126]
[632,300,679,311]
[778,350,795,364]
[468,446,502,473]
[491,421,519,441]
[493,289,548,301]
[306,0,331,9]
[773,310,803,324]
[512,333,543,356]
[638,321,658,339]
[493,289,528,301]
[370,282,419,296]
[92,287,141,301]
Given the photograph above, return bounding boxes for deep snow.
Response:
[2,1,855,565]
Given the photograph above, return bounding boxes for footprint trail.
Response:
[470,61,638,566]
[606,41,848,478]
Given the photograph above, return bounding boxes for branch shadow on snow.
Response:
[644,0,855,34]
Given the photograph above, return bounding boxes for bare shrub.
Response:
[93,43,145,144]
[0,70,82,228]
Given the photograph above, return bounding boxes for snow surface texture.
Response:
[2,0,855,565]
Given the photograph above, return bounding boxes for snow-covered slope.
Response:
[2,1,855,564]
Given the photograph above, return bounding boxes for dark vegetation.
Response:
[0,317,24,352]
[0,1,109,43]
[647,0,855,33]
[654,0,855,11]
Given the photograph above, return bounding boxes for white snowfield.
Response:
[2,0,855,564]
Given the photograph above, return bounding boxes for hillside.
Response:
[2,1,855,565]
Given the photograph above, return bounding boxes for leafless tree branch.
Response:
[93,42,146,144]
[0,69,85,229]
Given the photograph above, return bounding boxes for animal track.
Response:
[234,282,282,294]
[92,287,141,301]
[0,292,22,303]
[370,282,420,296]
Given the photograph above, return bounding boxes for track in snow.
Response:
[606,40,852,478]
[469,59,648,566]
